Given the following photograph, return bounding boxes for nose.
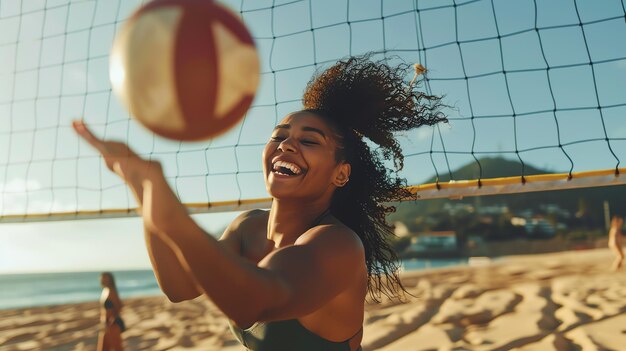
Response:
[278,137,297,153]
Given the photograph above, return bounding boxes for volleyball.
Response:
[109,0,260,141]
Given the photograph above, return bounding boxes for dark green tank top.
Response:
[229,319,357,351]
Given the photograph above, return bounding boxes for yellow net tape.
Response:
[1,168,624,223]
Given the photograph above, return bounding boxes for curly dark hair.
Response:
[302,55,447,301]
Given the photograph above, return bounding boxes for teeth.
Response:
[272,160,302,175]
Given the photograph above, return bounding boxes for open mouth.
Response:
[272,160,304,177]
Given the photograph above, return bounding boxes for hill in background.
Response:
[390,157,626,231]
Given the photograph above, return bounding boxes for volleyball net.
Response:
[1,0,626,223]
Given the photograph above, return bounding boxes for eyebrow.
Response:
[274,124,327,139]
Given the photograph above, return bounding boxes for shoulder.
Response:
[229,209,269,229]
[295,223,365,262]
[100,288,110,299]
[219,210,269,253]
[222,209,268,235]
[272,223,367,295]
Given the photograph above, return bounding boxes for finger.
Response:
[73,120,107,153]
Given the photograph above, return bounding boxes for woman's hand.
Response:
[72,120,160,203]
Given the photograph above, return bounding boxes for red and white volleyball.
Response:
[109,0,259,141]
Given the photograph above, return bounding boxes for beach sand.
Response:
[1,248,625,350]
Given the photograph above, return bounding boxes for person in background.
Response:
[98,272,125,351]
[609,216,624,271]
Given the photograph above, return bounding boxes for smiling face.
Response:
[262,112,350,201]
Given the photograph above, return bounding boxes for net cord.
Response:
[2,167,624,223]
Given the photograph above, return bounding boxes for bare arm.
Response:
[144,230,202,301]
[149,209,259,302]
[99,291,107,324]
[609,217,624,242]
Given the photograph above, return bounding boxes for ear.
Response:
[333,162,351,187]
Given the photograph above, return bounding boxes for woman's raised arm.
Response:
[73,120,201,302]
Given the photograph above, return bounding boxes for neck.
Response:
[267,198,331,248]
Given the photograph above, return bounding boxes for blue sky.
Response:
[1,0,625,273]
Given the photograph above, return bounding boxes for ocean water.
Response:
[0,270,162,310]
[401,258,467,271]
[0,259,466,310]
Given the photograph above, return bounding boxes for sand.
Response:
[1,248,625,351]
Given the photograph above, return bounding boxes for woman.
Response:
[74,56,445,350]
[98,272,125,351]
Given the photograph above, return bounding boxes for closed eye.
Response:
[269,136,285,142]
[301,140,319,145]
